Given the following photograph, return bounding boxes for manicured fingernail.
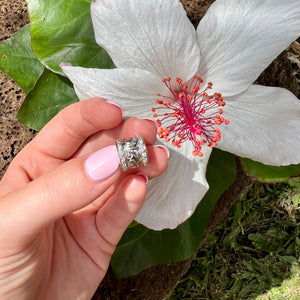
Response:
[141,118,157,127]
[106,101,124,116]
[85,145,120,181]
[154,145,170,159]
[137,172,149,184]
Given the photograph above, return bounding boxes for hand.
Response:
[0,98,168,300]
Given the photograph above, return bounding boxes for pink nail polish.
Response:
[141,118,157,126]
[106,101,124,116]
[136,172,149,184]
[154,145,170,159]
[85,145,120,181]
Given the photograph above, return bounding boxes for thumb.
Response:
[0,145,121,247]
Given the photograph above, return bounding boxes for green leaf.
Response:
[117,223,149,247]
[0,25,44,94]
[241,158,300,182]
[27,0,114,75]
[17,69,78,130]
[111,149,236,278]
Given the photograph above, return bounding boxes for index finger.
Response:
[30,98,123,160]
[2,98,122,186]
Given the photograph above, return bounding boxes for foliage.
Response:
[0,25,44,94]
[170,178,300,299]
[17,69,78,130]
[27,0,113,75]
[241,158,300,182]
[0,0,114,130]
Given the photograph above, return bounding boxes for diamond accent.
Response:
[116,135,148,171]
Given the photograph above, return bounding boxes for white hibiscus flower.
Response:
[61,0,300,230]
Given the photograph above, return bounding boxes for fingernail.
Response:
[154,145,170,159]
[141,118,157,127]
[106,101,124,116]
[136,172,149,184]
[85,145,120,181]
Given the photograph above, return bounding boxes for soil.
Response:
[0,0,299,299]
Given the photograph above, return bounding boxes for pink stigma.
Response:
[152,76,230,157]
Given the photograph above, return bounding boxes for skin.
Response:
[0,98,168,300]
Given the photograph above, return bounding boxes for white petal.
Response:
[197,0,300,96]
[91,0,200,81]
[218,85,300,165]
[61,65,165,118]
[135,142,211,230]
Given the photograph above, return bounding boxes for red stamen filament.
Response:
[152,76,230,157]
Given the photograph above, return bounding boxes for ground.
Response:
[170,179,300,299]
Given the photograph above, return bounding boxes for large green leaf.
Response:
[17,69,78,130]
[117,222,149,247]
[0,25,44,94]
[241,158,300,182]
[111,149,237,278]
[27,0,114,75]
